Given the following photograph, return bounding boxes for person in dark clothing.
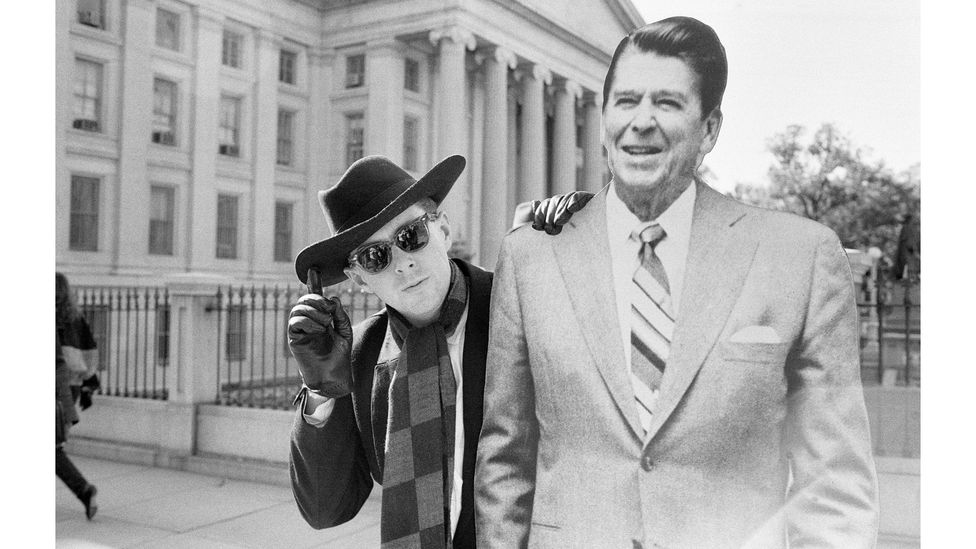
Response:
[55,273,98,520]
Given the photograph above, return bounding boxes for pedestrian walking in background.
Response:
[55,272,98,520]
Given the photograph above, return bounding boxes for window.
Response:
[216,194,239,259]
[345,113,364,166]
[403,116,418,171]
[152,78,177,145]
[279,50,297,84]
[155,305,170,367]
[73,59,102,132]
[345,54,365,88]
[404,58,420,92]
[149,186,175,255]
[70,175,99,251]
[77,0,104,29]
[226,305,247,361]
[274,202,293,263]
[155,8,180,51]
[222,29,243,68]
[218,96,240,157]
[276,109,294,166]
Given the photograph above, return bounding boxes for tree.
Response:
[732,123,920,267]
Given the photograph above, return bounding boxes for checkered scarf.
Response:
[382,260,467,548]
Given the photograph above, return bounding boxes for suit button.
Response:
[641,454,654,471]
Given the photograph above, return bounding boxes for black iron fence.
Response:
[214,283,384,409]
[856,277,920,387]
[75,286,171,400]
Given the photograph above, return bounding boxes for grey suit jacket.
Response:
[475,182,878,549]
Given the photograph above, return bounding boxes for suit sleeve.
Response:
[785,231,879,548]
[289,390,373,529]
[475,234,539,548]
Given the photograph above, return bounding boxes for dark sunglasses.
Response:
[348,212,440,274]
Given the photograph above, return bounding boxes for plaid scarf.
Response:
[382,260,468,548]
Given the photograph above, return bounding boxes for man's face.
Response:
[344,204,453,327]
[602,48,721,194]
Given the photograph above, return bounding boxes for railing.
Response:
[75,287,171,400]
[857,277,920,387]
[213,283,384,409]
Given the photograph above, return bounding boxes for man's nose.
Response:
[629,99,657,133]
[392,247,416,273]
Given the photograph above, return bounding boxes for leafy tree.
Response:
[731,123,920,270]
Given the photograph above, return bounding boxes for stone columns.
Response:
[366,38,404,161]
[187,8,224,271]
[306,47,335,241]
[582,91,606,193]
[114,0,154,272]
[429,26,476,244]
[479,46,517,269]
[551,79,582,195]
[516,63,551,203]
[251,30,279,275]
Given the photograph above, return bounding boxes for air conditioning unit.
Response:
[78,11,102,28]
[73,119,100,132]
[152,131,175,145]
[219,144,239,157]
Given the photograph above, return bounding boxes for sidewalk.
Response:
[58,453,919,549]
[56,454,381,548]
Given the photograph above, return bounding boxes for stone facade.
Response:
[57,0,643,286]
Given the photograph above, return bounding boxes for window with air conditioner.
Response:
[345,54,365,88]
[77,0,105,29]
[218,96,241,157]
[73,59,102,133]
[152,78,177,146]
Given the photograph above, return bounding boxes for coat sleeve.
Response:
[475,234,539,548]
[289,390,374,529]
[784,230,879,547]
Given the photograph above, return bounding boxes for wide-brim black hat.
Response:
[294,154,466,287]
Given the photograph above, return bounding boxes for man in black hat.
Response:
[286,154,582,548]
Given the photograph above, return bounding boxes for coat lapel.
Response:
[644,182,758,443]
[551,190,642,439]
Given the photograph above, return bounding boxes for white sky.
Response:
[630,0,920,192]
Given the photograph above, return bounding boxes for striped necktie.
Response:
[630,223,673,433]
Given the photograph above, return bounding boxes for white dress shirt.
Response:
[302,304,469,536]
[606,182,695,429]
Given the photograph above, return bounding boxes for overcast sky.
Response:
[630,0,920,192]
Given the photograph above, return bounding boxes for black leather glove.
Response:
[530,191,594,235]
[288,292,353,398]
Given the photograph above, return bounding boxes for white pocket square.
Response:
[728,325,782,344]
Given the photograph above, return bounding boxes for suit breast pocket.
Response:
[718,341,790,364]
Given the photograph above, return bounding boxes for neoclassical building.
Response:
[56,0,643,286]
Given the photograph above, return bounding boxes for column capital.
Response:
[532,64,553,85]
[555,78,583,100]
[429,26,477,51]
[514,62,552,85]
[491,46,518,69]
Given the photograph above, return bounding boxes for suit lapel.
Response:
[551,190,642,439]
[644,182,758,443]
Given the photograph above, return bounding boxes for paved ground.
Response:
[57,453,919,548]
[56,454,380,548]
